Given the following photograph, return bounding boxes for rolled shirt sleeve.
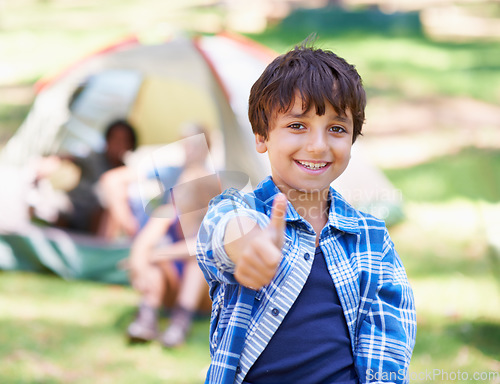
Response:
[197,188,271,286]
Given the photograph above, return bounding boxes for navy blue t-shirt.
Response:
[243,247,358,384]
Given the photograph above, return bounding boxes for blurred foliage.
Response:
[272,6,424,39]
[247,6,500,104]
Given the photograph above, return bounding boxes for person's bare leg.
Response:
[176,259,207,311]
[159,259,208,347]
[127,264,167,342]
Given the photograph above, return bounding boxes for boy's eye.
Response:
[330,125,346,133]
[288,123,305,130]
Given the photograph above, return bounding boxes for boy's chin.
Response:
[286,184,332,196]
[272,176,334,196]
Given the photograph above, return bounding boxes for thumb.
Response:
[268,193,287,248]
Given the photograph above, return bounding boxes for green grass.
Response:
[381,146,500,381]
[384,147,500,203]
[0,271,211,384]
[388,200,500,383]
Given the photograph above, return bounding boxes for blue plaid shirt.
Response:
[197,176,416,384]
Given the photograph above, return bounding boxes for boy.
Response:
[197,42,416,384]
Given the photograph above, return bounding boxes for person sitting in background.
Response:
[97,157,184,240]
[31,119,137,234]
[104,123,220,347]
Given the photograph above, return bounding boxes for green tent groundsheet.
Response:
[0,226,131,285]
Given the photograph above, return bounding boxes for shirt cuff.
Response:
[211,207,271,274]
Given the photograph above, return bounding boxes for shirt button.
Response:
[236,366,241,374]
[304,252,310,261]
[271,308,279,316]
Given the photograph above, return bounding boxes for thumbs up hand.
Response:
[224,193,288,290]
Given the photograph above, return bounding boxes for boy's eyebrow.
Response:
[284,112,307,119]
[284,111,352,124]
[332,115,351,123]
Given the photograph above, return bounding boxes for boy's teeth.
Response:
[298,161,327,170]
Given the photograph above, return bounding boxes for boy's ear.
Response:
[255,134,268,153]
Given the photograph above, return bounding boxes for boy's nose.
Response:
[305,130,328,154]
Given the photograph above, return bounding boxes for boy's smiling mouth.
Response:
[295,160,329,170]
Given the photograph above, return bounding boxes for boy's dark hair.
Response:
[104,119,138,150]
[248,42,366,143]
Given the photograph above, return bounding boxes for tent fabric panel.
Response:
[70,244,129,284]
[0,234,52,274]
[104,38,216,91]
[128,76,220,146]
[194,35,272,186]
[0,232,130,285]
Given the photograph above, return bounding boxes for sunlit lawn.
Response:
[390,201,500,383]
[0,271,211,384]
[383,146,500,382]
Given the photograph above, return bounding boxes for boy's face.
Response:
[255,94,353,198]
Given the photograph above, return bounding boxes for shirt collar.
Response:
[254,176,360,235]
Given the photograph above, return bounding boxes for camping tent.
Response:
[1,32,274,183]
[0,32,276,283]
[0,32,403,284]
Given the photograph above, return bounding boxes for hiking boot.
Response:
[159,306,193,348]
[127,302,159,343]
